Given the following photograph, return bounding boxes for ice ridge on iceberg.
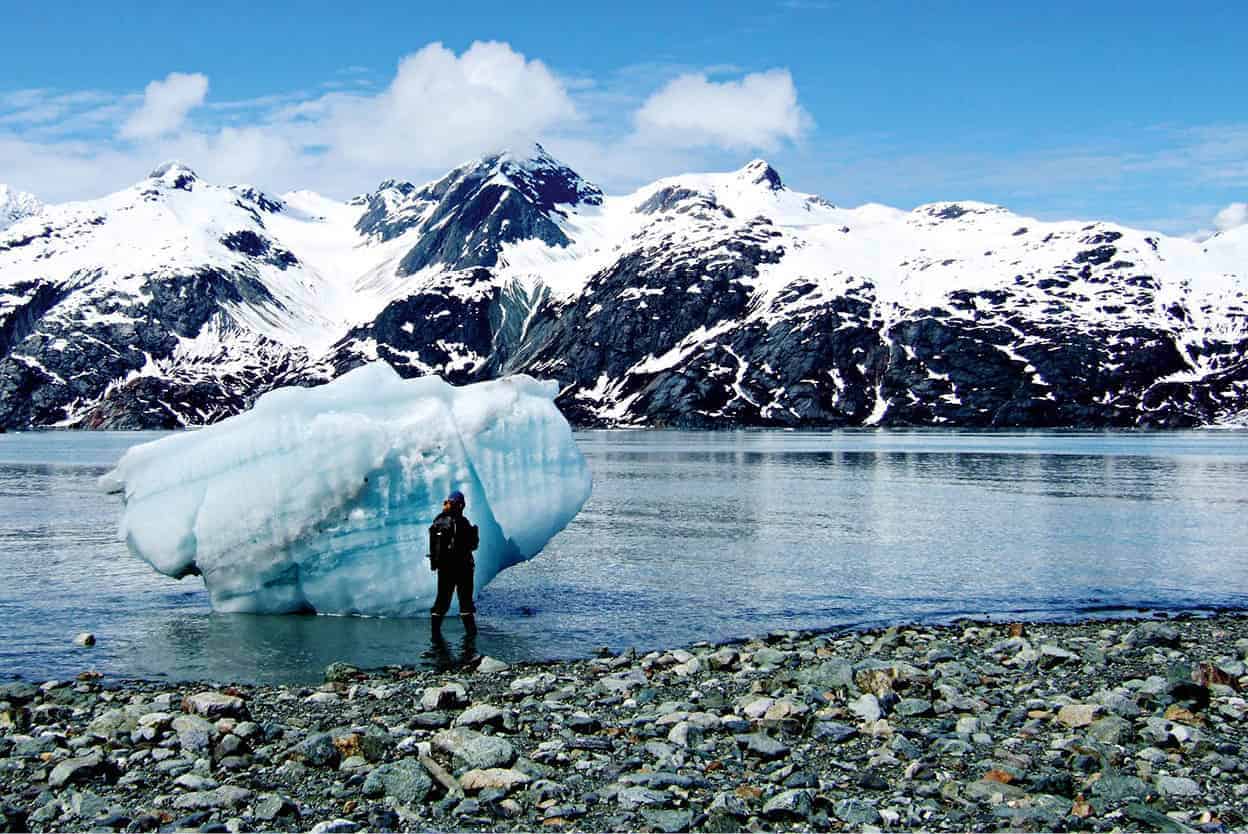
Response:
[100,362,593,616]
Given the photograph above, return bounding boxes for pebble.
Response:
[432,728,515,770]
[182,692,246,719]
[2,613,1246,832]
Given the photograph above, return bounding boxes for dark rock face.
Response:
[219,232,298,269]
[308,268,505,385]
[355,145,603,276]
[1,152,1246,431]
[0,266,298,429]
[509,219,784,425]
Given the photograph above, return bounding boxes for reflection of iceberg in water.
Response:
[101,363,592,617]
[133,611,532,684]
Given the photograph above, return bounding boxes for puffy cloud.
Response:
[120,72,209,139]
[634,69,811,150]
[2,45,814,201]
[312,41,578,171]
[1214,202,1247,232]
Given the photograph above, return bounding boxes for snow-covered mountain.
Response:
[2,146,1246,429]
[0,185,41,232]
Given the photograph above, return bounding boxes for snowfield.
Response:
[1,146,1245,430]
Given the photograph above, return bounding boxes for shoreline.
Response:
[2,613,1246,832]
[7,603,1248,690]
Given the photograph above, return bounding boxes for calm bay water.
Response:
[1,429,1246,684]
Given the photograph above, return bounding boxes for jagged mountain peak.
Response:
[913,200,1009,221]
[466,143,603,211]
[5,149,1248,432]
[737,159,784,191]
[0,184,42,232]
[353,145,603,275]
[146,161,200,191]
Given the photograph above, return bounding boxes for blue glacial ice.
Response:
[100,362,592,616]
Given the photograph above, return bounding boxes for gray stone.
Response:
[65,789,109,821]
[449,797,480,817]
[849,693,882,722]
[183,692,245,719]
[1038,643,1078,666]
[895,697,933,717]
[362,759,433,805]
[811,721,856,742]
[736,733,790,760]
[323,662,360,683]
[14,736,58,758]
[48,752,104,789]
[834,798,882,827]
[1124,622,1181,648]
[1094,688,1142,718]
[88,709,139,737]
[509,672,558,695]
[172,786,253,810]
[29,799,62,825]
[762,789,813,820]
[254,795,297,821]
[617,786,670,810]
[933,738,972,757]
[310,820,360,834]
[794,657,855,691]
[475,656,510,674]
[640,808,693,832]
[171,715,216,753]
[965,779,1027,803]
[1087,715,1133,746]
[707,792,749,818]
[291,732,339,767]
[1090,773,1149,802]
[421,683,469,711]
[453,704,505,729]
[597,669,647,694]
[1156,775,1201,797]
[174,773,217,791]
[0,682,39,703]
[433,728,515,769]
[751,647,788,667]
[891,733,923,759]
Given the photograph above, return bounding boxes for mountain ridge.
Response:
[1,147,1245,430]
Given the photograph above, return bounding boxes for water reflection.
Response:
[1,429,1247,683]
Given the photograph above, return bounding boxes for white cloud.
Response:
[310,41,577,171]
[634,69,811,150]
[120,72,209,140]
[1214,202,1247,231]
[1,44,816,203]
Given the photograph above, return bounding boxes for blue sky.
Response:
[2,0,1245,235]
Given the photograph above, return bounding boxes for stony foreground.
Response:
[2,615,1247,833]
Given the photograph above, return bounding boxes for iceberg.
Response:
[100,362,592,616]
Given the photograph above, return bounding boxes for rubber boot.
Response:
[460,613,478,636]
[431,614,444,636]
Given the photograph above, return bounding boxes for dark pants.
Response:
[431,561,475,616]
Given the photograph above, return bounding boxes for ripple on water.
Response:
[0,428,1246,683]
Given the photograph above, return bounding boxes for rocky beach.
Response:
[1,613,1246,833]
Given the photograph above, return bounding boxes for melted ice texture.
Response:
[100,362,592,616]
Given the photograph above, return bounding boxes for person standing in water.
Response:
[428,490,480,635]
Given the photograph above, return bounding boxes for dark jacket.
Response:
[432,510,479,567]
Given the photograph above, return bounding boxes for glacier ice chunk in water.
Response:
[100,362,593,616]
